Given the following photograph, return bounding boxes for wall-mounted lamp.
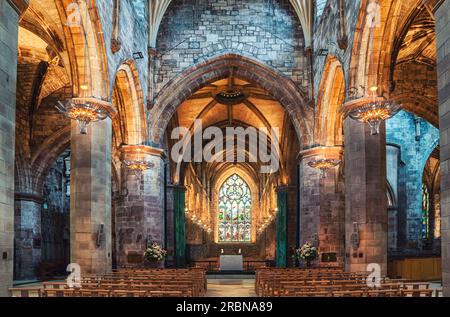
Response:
[315,48,329,57]
[133,51,144,60]
[415,118,421,141]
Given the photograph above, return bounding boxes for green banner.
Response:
[276,190,287,267]
[174,188,186,267]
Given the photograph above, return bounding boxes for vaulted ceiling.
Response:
[173,76,288,139]
[396,7,436,67]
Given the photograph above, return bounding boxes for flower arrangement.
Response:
[144,242,167,262]
[293,242,318,266]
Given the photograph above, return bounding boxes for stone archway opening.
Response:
[159,55,305,269]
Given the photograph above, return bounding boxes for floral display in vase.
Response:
[293,242,319,267]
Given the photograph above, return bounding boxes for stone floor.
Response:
[206,277,256,297]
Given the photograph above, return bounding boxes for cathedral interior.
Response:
[1,0,450,298]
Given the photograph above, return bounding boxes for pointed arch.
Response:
[315,55,346,146]
[112,60,147,146]
[56,0,110,99]
[149,53,312,147]
[349,0,426,98]
[213,168,260,244]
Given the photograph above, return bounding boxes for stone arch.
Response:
[112,60,147,146]
[348,0,422,98]
[31,126,71,195]
[314,55,346,146]
[390,93,438,127]
[148,53,313,147]
[56,0,110,99]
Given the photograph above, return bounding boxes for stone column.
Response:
[70,117,113,275]
[285,185,299,267]
[173,185,186,268]
[116,145,165,267]
[386,144,400,251]
[0,0,29,297]
[147,48,157,109]
[343,100,388,274]
[436,0,450,297]
[298,147,345,266]
[275,186,288,268]
[13,193,42,280]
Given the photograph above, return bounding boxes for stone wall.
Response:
[40,152,70,270]
[436,0,450,297]
[313,0,362,96]
[96,0,149,101]
[386,110,439,246]
[0,0,22,297]
[156,0,308,95]
[386,111,439,248]
[315,0,328,21]
[115,153,165,267]
[299,149,345,267]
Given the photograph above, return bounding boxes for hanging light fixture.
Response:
[123,158,154,177]
[308,158,341,179]
[56,98,111,134]
[347,1,401,135]
[121,146,155,180]
[348,87,401,135]
[56,0,111,134]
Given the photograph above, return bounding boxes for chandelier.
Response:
[347,5,401,135]
[348,88,401,135]
[308,158,341,179]
[120,145,157,180]
[56,5,112,135]
[56,98,111,134]
[123,159,154,177]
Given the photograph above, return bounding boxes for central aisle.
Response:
[206,276,256,297]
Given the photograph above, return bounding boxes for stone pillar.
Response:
[147,48,157,109]
[13,193,42,280]
[116,145,165,267]
[275,186,288,268]
[285,185,299,267]
[70,117,112,275]
[173,185,186,268]
[0,0,29,297]
[343,106,388,274]
[386,144,400,251]
[436,0,450,297]
[298,147,345,266]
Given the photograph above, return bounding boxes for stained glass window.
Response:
[218,174,252,242]
[422,183,430,240]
